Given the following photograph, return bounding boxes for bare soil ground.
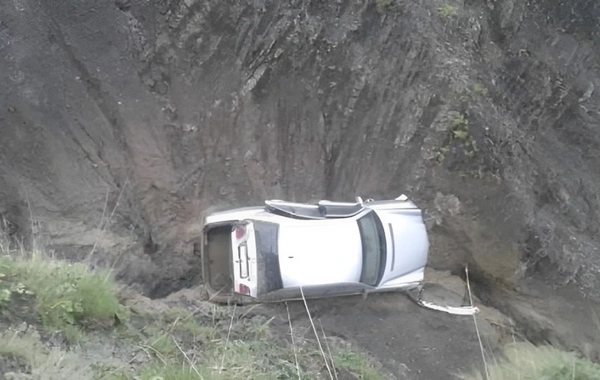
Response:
[282,293,486,379]
[161,269,512,379]
[279,272,510,379]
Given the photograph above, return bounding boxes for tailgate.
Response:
[231,222,259,297]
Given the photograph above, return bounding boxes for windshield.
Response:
[253,221,283,295]
[357,211,387,286]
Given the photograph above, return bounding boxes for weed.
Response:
[466,139,479,157]
[451,112,469,140]
[149,334,178,362]
[132,303,387,380]
[0,249,126,341]
[333,345,386,380]
[154,307,219,342]
[460,342,600,380]
[376,0,394,13]
[0,329,92,379]
[0,330,38,364]
[434,112,480,168]
[438,4,458,18]
[1,233,385,379]
[161,307,192,323]
[450,112,479,158]
[0,275,33,307]
[203,339,303,379]
[473,83,488,96]
[176,318,216,339]
[435,146,450,163]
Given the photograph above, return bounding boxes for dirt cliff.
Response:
[1,0,600,358]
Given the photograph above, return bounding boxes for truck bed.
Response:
[203,225,233,296]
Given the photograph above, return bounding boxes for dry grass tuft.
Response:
[460,342,600,380]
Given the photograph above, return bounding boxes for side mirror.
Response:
[355,196,363,204]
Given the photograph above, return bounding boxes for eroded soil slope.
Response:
[1,0,600,364]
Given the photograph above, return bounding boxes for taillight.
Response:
[238,283,251,295]
[235,226,246,240]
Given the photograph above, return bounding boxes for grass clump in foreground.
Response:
[461,342,600,380]
[0,236,385,379]
[0,242,126,341]
[137,335,385,380]
[132,305,387,380]
[0,329,92,379]
[333,345,387,380]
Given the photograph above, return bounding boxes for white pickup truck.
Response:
[201,195,430,304]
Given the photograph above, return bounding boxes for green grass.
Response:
[160,313,305,378]
[0,240,126,341]
[437,3,458,18]
[0,329,92,379]
[444,111,479,159]
[460,342,600,380]
[333,346,386,380]
[130,304,386,380]
[0,235,385,379]
[161,306,220,340]
[0,329,41,364]
[451,112,470,140]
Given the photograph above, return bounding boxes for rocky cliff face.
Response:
[1,0,599,305]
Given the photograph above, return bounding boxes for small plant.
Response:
[0,274,34,306]
[450,112,479,158]
[437,3,458,18]
[466,139,479,157]
[451,112,469,140]
[0,330,41,363]
[333,345,386,380]
[473,83,488,96]
[435,146,450,163]
[376,0,394,13]
[148,333,178,362]
[154,307,219,343]
[434,111,480,166]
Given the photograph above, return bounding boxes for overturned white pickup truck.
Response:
[200,195,478,315]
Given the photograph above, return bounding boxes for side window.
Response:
[254,221,283,294]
